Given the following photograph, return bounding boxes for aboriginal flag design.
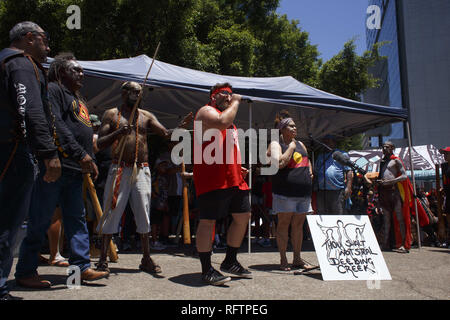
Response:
[287,152,309,168]
[73,100,92,127]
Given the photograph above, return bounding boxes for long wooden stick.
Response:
[83,174,119,262]
[99,42,161,233]
[181,162,191,244]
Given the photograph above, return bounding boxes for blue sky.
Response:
[277,0,369,62]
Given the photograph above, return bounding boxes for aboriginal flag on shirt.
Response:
[48,82,93,172]
[272,141,312,198]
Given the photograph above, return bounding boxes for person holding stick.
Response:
[95,81,192,274]
[193,82,252,286]
[15,53,109,288]
[267,110,316,271]
[374,141,409,253]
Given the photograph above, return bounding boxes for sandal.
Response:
[50,260,69,267]
[139,258,162,274]
[280,264,291,271]
[280,259,291,271]
[292,258,317,271]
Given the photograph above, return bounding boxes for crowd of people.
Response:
[1,21,449,300]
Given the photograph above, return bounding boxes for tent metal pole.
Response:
[248,101,252,255]
[406,120,421,250]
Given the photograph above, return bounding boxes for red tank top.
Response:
[193,106,249,196]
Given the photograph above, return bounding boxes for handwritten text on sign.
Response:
[307,215,391,281]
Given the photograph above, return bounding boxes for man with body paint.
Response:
[374,141,409,253]
[95,81,192,274]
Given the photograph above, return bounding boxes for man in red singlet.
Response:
[193,82,252,286]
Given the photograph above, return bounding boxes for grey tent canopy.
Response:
[45,54,408,140]
[43,54,419,248]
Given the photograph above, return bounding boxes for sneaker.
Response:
[220,261,253,279]
[202,267,231,286]
[150,241,166,251]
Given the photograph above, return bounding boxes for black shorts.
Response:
[151,209,165,225]
[198,187,250,220]
[168,195,182,217]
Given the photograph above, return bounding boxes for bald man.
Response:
[375,141,408,253]
[96,81,191,274]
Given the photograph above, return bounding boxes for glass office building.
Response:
[364,0,450,149]
[364,0,404,147]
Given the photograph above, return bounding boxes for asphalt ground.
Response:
[5,239,449,304]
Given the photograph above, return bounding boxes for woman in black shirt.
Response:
[267,110,316,271]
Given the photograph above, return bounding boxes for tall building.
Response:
[363,0,450,149]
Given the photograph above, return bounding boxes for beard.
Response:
[127,98,139,107]
[215,100,230,111]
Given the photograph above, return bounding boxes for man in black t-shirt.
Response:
[0,21,61,300]
[15,53,109,289]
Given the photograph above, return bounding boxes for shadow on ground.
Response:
[168,272,228,288]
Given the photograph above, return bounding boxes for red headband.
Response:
[210,87,232,99]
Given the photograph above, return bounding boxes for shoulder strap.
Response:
[24,54,40,82]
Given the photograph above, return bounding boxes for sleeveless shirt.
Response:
[272,140,312,197]
[193,106,249,196]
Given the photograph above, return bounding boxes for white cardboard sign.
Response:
[307,215,391,281]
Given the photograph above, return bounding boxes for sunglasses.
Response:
[126,88,141,94]
[28,31,50,45]
[218,90,232,95]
